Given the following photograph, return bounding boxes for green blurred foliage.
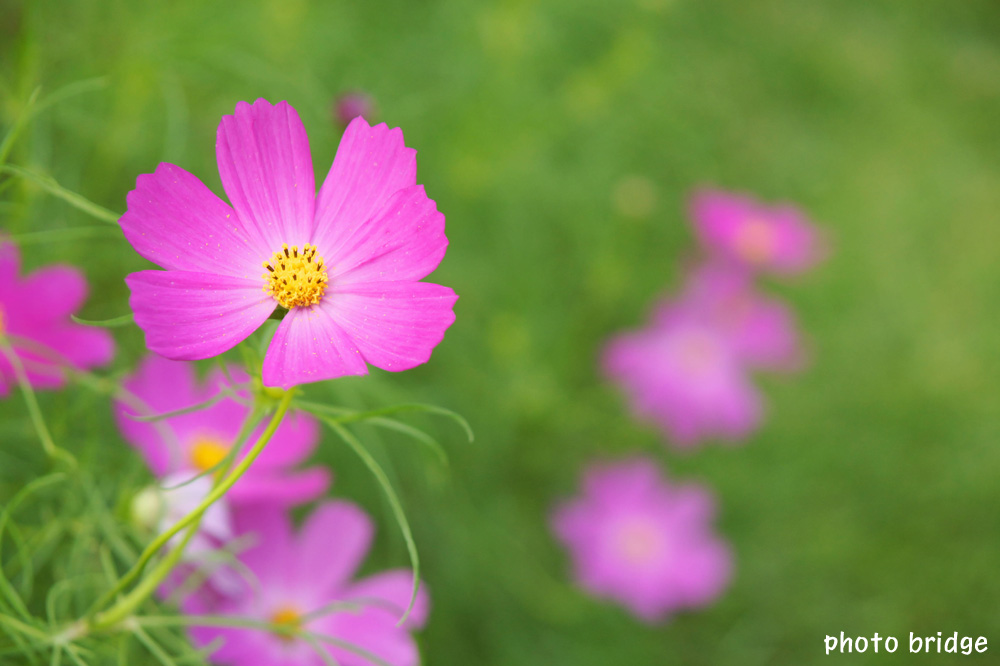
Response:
[2,0,1000,664]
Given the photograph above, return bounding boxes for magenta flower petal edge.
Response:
[0,240,114,396]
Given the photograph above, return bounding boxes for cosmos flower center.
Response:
[0,307,5,335]
[734,219,776,264]
[614,519,666,565]
[262,243,329,309]
[270,605,304,641]
[670,330,724,375]
[717,294,752,326]
[189,437,230,471]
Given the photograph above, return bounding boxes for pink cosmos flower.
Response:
[551,458,732,623]
[602,301,762,447]
[690,189,824,274]
[0,241,113,395]
[120,99,457,388]
[114,354,329,506]
[677,262,805,372]
[334,92,376,126]
[185,501,430,666]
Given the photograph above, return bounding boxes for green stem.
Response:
[90,519,201,632]
[0,335,62,463]
[86,388,295,630]
[5,332,183,462]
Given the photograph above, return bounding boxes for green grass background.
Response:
[2,0,1000,664]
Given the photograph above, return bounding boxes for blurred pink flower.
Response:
[185,501,430,666]
[121,98,456,388]
[114,354,329,507]
[334,91,376,126]
[603,302,762,447]
[551,458,732,623]
[690,189,824,274]
[0,241,113,395]
[677,262,805,372]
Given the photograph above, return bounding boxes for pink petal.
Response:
[0,356,58,396]
[0,325,113,395]
[114,356,204,476]
[582,458,661,503]
[187,625,263,664]
[293,501,373,595]
[16,266,87,321]
[322,281,457,372]
[689,189,824,274]
[261,306,368,389]
[217,99,316,251]
[126,270,274,360]
[316,610,420,666]
[0,261,111,392]
[669,486,719,527]
[120,163,265,277]
[228,466,331,507]
[312,117,416,257]
[326,185,448,285]
[769,206,827,272]
[346,570,430,630]
[18,322,114,369]
[671,539,733,607]
[232,505,295,589]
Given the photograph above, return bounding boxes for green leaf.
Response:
[367,416,450,468]
[61,646,89,666]
[0,78,107,167]
[299,634,341,666]
[297,400,474,443]
[0,474,67,620]
[4,520,33,603]
[0,164,120,224]
[34,77,109,115]
[11,226,121,246]
[322,418,421,627]
[0,621,42,666]
[0,88,40,167]
[69,313,133,328]
[123,390,231,423]
[131,626,180,666]
[0,337,61,461]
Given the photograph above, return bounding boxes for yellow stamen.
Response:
[615,520,665,565]
[0,308,5,335]
[189,437,230,472]
[270,605,303,641]
[261,243,328,309]
[675,331,721,375]
[734,219,777,264]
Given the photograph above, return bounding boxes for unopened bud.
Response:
[130,485,165,531]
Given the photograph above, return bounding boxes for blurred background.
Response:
[2,0,999,664]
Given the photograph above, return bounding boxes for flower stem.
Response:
[0,335,73,467]
[86,388,296,631]
[89,517,201,632]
